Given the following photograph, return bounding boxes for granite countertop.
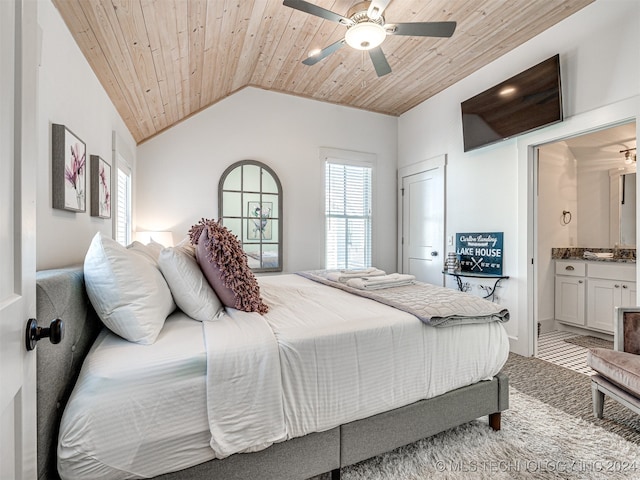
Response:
[552,247,636,263]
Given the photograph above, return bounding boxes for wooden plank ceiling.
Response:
[52,0,594,144]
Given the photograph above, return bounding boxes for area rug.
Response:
[309,353,640,479]
[564,335,614,350]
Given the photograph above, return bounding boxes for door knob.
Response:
[25,318,64,351]
[431,251,438,256]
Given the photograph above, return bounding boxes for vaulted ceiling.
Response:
[52,0,594,144]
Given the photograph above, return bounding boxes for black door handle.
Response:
[431,251,438,256]
[25,318,64,351]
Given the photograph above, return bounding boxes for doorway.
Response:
[534,121,636,372]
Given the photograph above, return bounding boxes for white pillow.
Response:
[158,247,225,321]
[84,233,176,344]
[127,241,160,266]
[175,236,196,258]
[146,240,165,259]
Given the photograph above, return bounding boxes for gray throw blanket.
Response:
[297,270,509,327]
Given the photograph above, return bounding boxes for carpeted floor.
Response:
[502,352,640,443]
[308,353,640,479]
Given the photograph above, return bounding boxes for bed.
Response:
[36,261,509,480]
[38,225,509,479]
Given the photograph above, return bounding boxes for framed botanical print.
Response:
[90,155,111,218]
[52,123,86,212]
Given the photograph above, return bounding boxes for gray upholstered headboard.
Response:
[36,266,102,480]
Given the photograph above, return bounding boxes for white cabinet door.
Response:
[587,280,637,333]
[555,276,586,326]
[586,279,620,333]
[621,282,637,308]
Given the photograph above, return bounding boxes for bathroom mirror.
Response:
[620,173,636,246]
[610,167,636,247]
[218,160,283,272]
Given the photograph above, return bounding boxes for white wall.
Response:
[136,87,398,273]
[36,0,137,270]
[398,0,640,354]
[537,142,578,325]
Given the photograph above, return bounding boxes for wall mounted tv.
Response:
[461,54,563,152]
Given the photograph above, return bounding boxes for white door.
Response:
[0,1,38,479]
[399,157,445,285]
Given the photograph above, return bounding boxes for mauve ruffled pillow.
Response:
[190,219,268,314]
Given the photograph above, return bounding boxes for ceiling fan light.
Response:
[345,22,386,50]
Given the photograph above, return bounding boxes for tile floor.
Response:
[536,330,596,376]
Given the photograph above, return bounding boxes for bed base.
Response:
[36,266,509,480]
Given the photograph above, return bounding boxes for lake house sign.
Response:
[455,232,504,275]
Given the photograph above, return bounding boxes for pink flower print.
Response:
[65,143,85,208]
[99,164,111,214]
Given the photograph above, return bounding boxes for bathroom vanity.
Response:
[555,257,636,334]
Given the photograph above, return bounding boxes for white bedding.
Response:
[58,275,509,479]
[57,311,214,480]
[203,308,285,457]
[259,275,509,438]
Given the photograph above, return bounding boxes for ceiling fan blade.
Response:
[367,0,392,20]
[283,0,354,25]
[368,46,391,77]
[302,39,346,65]
[386,21,457,38]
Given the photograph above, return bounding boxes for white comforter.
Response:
[202,308,285,457]
[58,275,509,479]
[257,275,509,438]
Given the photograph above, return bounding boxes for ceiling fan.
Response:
[283,0,456,77]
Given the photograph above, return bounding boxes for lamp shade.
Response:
[135,231,174,247]
[345,22,386,50]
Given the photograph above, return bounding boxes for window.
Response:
[115,166,132,246]
[218,160,283,272]
[325,160,372,270]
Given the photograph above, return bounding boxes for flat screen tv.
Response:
[461,54,563,152]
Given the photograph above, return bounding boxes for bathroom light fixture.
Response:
[621,147,637,165]
[345,22,386,50]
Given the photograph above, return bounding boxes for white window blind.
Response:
[325,161,372,269]
[116,167,131,246]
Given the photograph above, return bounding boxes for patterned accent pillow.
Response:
[190,219,268,314]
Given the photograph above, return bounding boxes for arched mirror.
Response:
[218,160,283,272]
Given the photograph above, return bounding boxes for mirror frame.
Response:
[218,160,283,272]
[609,165,636,247]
